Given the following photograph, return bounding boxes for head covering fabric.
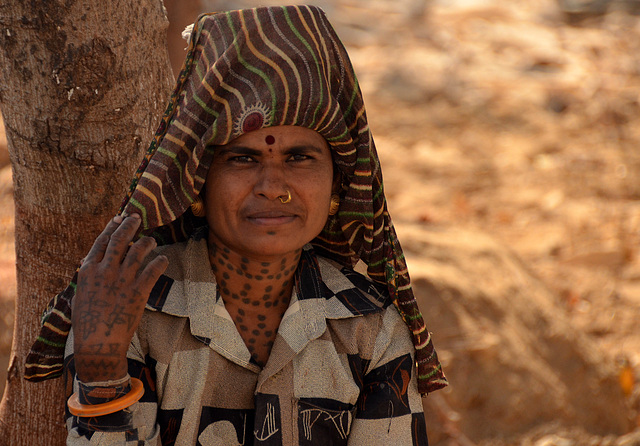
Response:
[25,5,446,395]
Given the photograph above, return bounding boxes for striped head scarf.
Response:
[25,5,447,395]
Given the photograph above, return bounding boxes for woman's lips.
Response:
[245,210,297,226]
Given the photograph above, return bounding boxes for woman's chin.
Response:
[220,233,308,260]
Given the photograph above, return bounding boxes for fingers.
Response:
[83,215,125,264]
[134,255,169,301]
[145,255,170,283]
[102,214,142,266]
[121,238,168,307]
[121,236,157,271]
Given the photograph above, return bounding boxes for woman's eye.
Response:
[230,155,255,163]
[288,154,311,162]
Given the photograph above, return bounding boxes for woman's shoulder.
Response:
[143,237,212,313]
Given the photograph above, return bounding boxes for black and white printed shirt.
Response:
[65,235,429,445]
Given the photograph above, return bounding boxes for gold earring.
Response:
[329,194,340,215]
[279,190,292,204]
[191,196,206,217]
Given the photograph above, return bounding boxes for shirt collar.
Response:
[145,237,389,370]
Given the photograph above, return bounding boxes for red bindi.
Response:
[265,135,275,145]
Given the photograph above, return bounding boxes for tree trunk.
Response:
[0,0,173,442]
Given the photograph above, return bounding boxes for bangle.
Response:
[67,377,144,417]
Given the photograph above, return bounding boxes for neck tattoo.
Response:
[207,238,301,366]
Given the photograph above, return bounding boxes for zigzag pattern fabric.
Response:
[25,5,446,394]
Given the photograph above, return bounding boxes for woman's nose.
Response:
[253,163,289,201]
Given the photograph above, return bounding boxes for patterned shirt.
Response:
[64,235,429,445]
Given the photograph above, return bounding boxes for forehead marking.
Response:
[265,135,276,145]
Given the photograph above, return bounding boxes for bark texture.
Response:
[0,0,173,442]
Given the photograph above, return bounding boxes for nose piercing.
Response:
[279,190,292,204]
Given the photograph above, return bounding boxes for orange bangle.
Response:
[67,377,144,417]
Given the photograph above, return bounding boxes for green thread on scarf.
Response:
[128,198,149,228]
[191,84,220,118]
[339,211,374,218]
[36,336,66,348]
[156,146,197,201]
[418,363,443,381]
[226,11,278,123]
[282,6,325,128]
[367,258,387,268]
[342,74,361,119]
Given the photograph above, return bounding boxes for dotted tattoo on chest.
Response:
[207,242,301,366]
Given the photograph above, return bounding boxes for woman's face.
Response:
[205,126,335,260]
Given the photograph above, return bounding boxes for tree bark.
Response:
[0,0,173,442]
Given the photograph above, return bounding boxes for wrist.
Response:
[68,376,144,431]
[77,374,132,406]
[74,354,128,383]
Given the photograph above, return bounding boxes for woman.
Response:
[24,5,447,444]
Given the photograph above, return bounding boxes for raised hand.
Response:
[72,214,168,383]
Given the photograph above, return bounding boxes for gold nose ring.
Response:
[279,190,292,204]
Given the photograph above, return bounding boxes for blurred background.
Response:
[1,0,640,444]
